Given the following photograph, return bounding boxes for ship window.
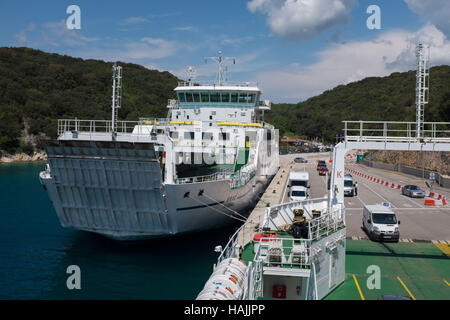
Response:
[184,132,194,140]
[241,112,246,116]
[186,92,193,103]
[238,93,247,103]
[202,132,213,140]
[178,92,186,102]
[231,93,238,103]
[193,93,200,102]
[249,94,256,103]
[221,92,230,102]
[210,93,220,103]
[220,132,229,140]
[201,92,209,102]
[170,131,179,139]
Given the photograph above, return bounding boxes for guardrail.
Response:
[343,121,450,142]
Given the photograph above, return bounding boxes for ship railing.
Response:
[177,80,259,88]
[307,206,345,241]
[58,118,171,136]
[251,233,312,270]
[218,213,265,264]
[264,199,345,242]
[175,169,234,184]
[343,121,450,143]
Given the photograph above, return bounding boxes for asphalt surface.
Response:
[280,153,450,241]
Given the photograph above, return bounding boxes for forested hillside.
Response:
[0,47,178,154]
[0,47,449,155]
[266,65,450,142]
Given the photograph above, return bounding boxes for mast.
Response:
[205,51,236,85]
[415,43,429,139]
[111,63,122,139]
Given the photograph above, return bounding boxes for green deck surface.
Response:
[325,240,450,300]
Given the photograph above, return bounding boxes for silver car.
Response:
[401,185,425,198]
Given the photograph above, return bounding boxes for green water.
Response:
[0,162,238,299]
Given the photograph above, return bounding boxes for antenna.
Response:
[415,43,429,139]
[186,66,196,85]
[111,63,122,139]
[204,51,236,85]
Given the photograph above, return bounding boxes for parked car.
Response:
[318,167,328,176]
[401,185,425,198]
[294,157,308,163]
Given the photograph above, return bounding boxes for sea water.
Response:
[0,162,238,299]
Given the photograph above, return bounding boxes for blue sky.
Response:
[1,0,449,102]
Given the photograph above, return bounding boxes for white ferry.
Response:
[39,53,279,240]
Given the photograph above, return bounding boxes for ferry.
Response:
[39,52,279,240]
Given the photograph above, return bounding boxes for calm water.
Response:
[0,163,238,299]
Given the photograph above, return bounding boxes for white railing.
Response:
[343,121,450,142]
[175,170,234,184]
[57,118,171,136]
[177,80,259,88]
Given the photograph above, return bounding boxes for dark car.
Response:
[294,157,308,163]
[318,167,328,176]
[401,185,425,198]
[317,161,326,171]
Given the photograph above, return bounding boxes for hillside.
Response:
[0,47,178,154]
[266,65,450,142]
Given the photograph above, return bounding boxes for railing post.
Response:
[359,120,363,140]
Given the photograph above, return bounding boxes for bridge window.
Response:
[210,93,220,103]
[186,92,193,103]
[178,92,186,102]
[201,92,209,102]
[193,93,200,102]
[231,93,238,103]
[221,92,230,102]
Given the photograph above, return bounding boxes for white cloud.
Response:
[405,0,450,37]
[119,16,151,25]
[247,0,356,41]
[14,20,99,47]
[255,25,450,102]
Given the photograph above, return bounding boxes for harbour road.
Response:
[280,153,450,241]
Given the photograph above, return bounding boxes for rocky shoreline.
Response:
[0,151,47,163]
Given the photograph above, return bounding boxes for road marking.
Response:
[353,275,365,300]
[433,242,450,257]
[397,276,416,300]
[358,179,397,208]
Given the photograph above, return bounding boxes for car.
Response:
[317,163,326,171]
[318,167,328,176]
[294,157,307,163]
[289,186,308,202]
[401,185,425,198]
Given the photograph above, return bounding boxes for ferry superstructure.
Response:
[39,53,279,240]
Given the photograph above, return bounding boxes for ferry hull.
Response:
[39,139,275,240]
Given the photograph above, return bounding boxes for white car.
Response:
[289,186,308,202]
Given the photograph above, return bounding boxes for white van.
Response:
[289,186,308,202]
[362,204,400,242]
[288,171,310,189]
